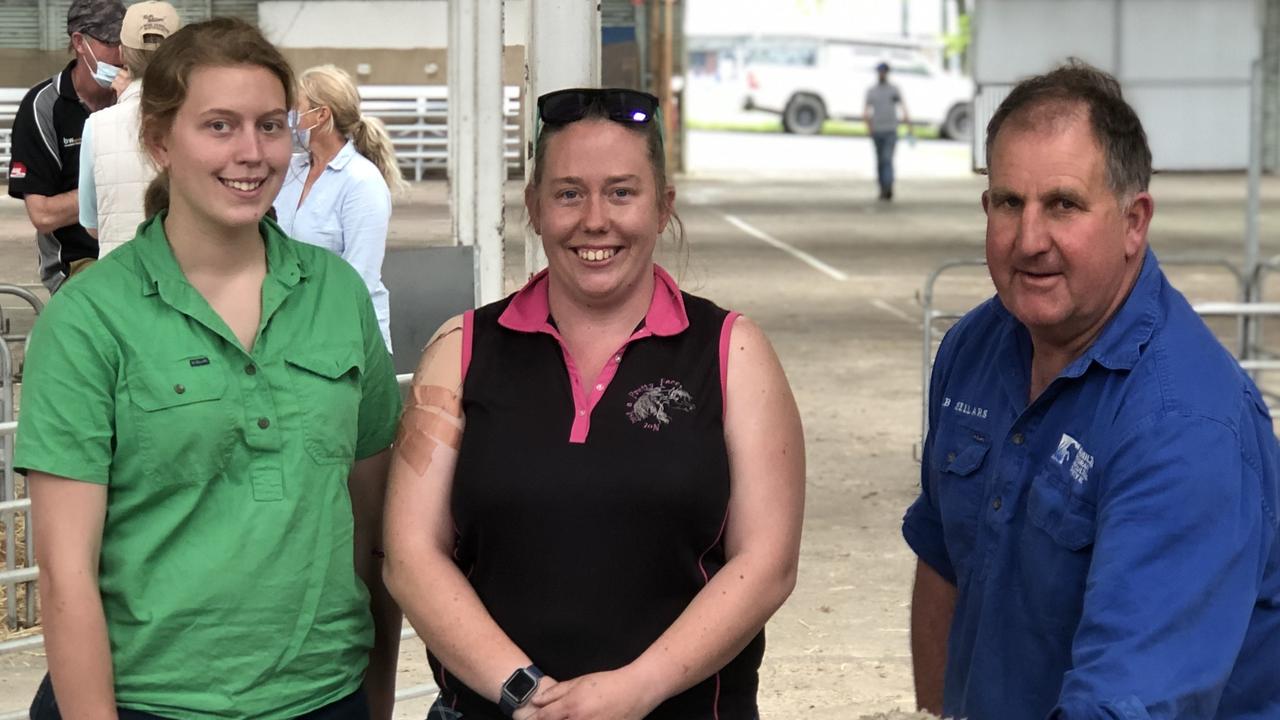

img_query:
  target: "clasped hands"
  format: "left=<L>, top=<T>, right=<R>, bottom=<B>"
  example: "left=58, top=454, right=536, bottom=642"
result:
left=512, top=666, right=663, bottom=720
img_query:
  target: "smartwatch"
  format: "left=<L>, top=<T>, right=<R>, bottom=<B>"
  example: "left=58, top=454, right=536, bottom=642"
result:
left=498, top=665, right=544, bottom=718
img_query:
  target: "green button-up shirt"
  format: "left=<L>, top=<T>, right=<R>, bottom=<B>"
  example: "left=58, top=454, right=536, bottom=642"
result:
left=15, top=214, right=402, bottom=718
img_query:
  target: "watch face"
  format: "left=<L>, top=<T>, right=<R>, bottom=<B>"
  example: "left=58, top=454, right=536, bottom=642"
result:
left=506, top=669, right=538, bottom=702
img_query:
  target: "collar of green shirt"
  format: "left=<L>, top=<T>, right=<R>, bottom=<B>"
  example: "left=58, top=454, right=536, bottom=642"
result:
left=131, top=212, right=312, bottom=353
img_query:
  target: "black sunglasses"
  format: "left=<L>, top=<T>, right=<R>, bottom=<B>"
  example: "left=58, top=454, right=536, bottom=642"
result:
left=536, top=88, right=660, bottom=126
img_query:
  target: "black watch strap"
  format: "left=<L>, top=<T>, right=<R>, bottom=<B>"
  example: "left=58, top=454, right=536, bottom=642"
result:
left=498, top=665, right=544, bottom=718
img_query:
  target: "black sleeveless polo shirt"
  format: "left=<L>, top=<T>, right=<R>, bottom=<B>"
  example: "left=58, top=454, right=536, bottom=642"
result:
left=430, top=266, right=765, bottom=719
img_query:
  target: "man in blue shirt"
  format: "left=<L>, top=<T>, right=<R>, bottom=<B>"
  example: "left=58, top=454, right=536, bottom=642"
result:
left=903, top=61, right=1280, bottom=719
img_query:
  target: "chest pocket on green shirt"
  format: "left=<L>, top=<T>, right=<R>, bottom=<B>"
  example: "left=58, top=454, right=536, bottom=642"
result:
left=128, top=364, right=234, bottom=485
left=285, top=346, right=363, bottom=465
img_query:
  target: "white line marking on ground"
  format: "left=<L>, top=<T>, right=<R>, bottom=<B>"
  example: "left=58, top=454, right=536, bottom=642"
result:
left=720, top=213, right=849, bottom=282
left=871, top=299, right=917, bottom=324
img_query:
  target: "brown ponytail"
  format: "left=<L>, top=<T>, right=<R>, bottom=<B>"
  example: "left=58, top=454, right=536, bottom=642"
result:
left=143, top=170, right=170, bottom=218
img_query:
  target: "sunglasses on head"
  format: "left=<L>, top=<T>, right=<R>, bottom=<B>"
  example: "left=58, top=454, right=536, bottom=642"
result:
left=536, top=88, right=660, bottom=126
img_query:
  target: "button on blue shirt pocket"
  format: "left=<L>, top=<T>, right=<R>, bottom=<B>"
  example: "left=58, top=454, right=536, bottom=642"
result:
left=931, top=423, right=992, bottom=582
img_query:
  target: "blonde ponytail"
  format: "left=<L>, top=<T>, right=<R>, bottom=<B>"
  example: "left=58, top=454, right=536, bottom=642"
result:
left=352, top=116, right=409, bottom=196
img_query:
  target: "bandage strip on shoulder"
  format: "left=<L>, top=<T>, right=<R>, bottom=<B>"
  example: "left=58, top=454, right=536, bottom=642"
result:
left=396, top=384, right=463, bottom=475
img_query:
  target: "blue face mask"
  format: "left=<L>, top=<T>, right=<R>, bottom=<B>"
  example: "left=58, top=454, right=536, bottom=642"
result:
left=83, top=42, right=120, bottom=88
left=288, top=107, right=323, bottom=153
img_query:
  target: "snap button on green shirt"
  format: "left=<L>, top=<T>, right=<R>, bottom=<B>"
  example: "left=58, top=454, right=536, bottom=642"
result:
left=15, top=214, right=402, bottom=719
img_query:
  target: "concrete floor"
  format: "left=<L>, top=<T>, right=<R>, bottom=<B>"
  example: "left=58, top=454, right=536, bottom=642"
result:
left=1, top=139, right=1279, bottom=717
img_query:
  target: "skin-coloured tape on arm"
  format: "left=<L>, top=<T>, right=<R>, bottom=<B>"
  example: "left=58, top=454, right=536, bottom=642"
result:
left=395, top=385, right=463, bottom=476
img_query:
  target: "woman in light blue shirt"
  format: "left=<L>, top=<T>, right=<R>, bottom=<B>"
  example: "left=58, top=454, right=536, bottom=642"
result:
left=274, top=64, right=407, bottom=351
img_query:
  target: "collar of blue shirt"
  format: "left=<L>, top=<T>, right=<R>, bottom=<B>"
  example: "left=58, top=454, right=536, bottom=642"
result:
left=992, top=246, right=1160, bottom=378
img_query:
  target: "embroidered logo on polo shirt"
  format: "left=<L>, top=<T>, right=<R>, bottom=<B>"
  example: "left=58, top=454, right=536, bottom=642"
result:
left=626, top=379, right=695, bottom=432
left=1052, top=433, right=1094, bottom=484
left=62, top=136, right=81, bottom=148
left=8, top=162, right=26, bottom=180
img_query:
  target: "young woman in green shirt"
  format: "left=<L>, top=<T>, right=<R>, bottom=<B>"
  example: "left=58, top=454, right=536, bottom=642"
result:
left=16, top=18, right=402, bottom=720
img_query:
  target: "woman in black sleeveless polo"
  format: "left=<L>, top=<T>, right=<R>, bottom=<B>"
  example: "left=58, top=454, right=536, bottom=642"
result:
left=383, top=88, right=805, bottom=720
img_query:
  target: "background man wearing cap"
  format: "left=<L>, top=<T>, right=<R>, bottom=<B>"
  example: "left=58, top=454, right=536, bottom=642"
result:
left=6, top=0, right=126, bottom=293
left=79, top=0, right=180, bottom=257
left=862, top=62, right=911, bottom=202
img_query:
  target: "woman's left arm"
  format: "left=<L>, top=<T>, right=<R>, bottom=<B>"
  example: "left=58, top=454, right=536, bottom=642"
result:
left=532, top=315, right=805, bottom=720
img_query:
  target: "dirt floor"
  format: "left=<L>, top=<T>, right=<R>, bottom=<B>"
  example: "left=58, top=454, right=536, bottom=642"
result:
left=1, top=157, right=1277, bottom=718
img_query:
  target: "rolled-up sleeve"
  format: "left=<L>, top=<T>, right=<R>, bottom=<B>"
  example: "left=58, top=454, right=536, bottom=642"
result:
left=1052, top=412, right=1267, bottom=719
left=353, top=284, right=401, bottom=460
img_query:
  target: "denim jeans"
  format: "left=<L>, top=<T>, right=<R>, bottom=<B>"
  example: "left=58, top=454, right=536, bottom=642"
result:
left=871, top=130, right=898, bottom=194
left=29, top=674, right=369, bottom=720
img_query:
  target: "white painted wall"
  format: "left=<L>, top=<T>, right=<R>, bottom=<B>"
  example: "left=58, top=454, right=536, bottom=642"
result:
left=259, top=0, right=529, bottom=48
left=972, top=0, right=1263, bottom=170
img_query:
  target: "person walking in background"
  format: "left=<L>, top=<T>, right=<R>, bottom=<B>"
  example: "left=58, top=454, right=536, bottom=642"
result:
left=863, top=61, right=911, bottom=202
left=274, top=64, right=406, bottom=352
left=17, top=18, right=402, bottom=719
left=382, top=87, right=805, bottom=720
left=904, top=61, right=1280, bottom=718
left=7, top=0, right=125, bottom=292
left=79, top=0, right=180, bottom=257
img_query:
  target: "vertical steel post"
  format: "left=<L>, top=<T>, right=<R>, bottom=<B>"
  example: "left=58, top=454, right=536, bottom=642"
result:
left=449, top=0, right=507, bottom=305
left=523, top=0, right=602, bottom=281
left=1, top=339, right=13, bottom=630
left=1245, top=58, right=1265, bottom=364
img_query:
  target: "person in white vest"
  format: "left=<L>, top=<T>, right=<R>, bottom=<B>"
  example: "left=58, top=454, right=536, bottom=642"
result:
left=78, top=1, right=179, bottom=257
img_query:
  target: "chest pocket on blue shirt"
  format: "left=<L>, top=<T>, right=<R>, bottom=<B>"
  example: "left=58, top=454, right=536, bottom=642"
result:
left=1022, top=460, right=1098, bottom=629
left=285, top=346, right=362, bottom=464
left=1027, top=461, right=1097, bottom=551
left=930, top=421, right=991, bottom=579
left=128, top=363, right=235, bottom=485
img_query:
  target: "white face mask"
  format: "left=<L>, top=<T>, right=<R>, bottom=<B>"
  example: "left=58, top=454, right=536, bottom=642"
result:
left=83, top=41, right=121, bottom=88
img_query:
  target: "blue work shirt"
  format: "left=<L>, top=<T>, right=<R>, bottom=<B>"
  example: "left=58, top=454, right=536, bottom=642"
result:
left=904, top=249, right=1280, bottom=719
left=274, top=140, right=393, bottom=351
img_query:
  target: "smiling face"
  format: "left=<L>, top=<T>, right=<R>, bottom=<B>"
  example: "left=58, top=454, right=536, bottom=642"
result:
left=149, top=64, right=292, bottom=236
left=983, top=105, right=1151, bottom=351
left=527, top=119, right=674, bottom=308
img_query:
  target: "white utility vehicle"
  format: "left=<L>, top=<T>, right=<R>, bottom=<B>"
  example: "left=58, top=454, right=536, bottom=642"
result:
left=742, top=37, right=974, bottom=139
